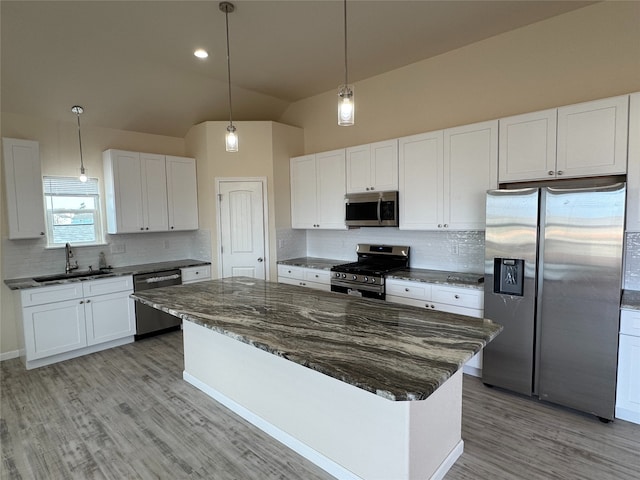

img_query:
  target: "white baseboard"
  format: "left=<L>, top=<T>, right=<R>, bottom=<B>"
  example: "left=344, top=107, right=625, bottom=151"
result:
left=184, top=371, right=362, bottom=480
left=615, top=406, right=640, bottom=425
left=431, top=440, right=464, bottom=480
left=0, top=349, right=22, bottom=362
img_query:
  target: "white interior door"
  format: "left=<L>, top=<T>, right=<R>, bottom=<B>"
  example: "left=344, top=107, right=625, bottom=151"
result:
left=218, top=181, right=266, bottom=279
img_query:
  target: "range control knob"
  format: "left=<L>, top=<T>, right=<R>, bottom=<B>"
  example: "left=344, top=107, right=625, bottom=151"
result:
left=371, top=278, right=376, bottom=283
left=363, top=276, right=368, bottom=282
left=352, top=275, right=358, bottom=281
left=341, top=273, right=347, bottom=279
left=334, top=272, right=340, bottom=278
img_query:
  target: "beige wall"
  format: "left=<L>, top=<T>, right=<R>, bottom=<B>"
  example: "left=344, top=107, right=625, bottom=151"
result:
left=279, top=1, right=640, bottom=153
left=185, top=121, right=303, bottom=281
left=1, top=112, right=186, bottom=356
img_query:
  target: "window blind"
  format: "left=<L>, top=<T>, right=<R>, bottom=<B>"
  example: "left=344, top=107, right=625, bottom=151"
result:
left=43, top=176, right=99, bottom=195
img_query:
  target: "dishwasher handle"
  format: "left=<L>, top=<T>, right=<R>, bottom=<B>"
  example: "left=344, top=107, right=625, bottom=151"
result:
left=144, top=273, right=181, bottom=284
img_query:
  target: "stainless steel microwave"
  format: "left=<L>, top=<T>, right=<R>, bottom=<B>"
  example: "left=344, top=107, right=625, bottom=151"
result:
left=345, top=191, right=399, bottom=227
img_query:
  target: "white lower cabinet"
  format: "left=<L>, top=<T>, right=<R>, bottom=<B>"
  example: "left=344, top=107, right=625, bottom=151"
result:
left=386, top=278, right=484, bottom=376
left=19, top=276, right=135, bottom=369
left=277, top=265, right=331, bottom=292
left=616, top=309, right=640, bottom=424
left=181, top=265, right=212, bottom=284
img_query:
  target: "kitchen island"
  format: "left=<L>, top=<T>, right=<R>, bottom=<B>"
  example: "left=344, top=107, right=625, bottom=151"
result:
left=131, top=277, right=501, bottom=480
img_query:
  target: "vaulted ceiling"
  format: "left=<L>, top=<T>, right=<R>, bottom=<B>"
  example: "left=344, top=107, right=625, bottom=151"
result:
left=1, top=0, right=594, bottom=137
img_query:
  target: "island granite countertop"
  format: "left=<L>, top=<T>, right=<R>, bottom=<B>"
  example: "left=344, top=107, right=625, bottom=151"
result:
left=4, top=259, right=211, bottom=290
left=131, top=277, right=502, bottom=402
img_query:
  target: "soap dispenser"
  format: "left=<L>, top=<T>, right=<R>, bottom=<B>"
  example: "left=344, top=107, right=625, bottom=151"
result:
left=98, top=251, right=107, bottom=270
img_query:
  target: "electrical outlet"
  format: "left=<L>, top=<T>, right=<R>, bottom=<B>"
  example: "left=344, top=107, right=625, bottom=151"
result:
left=278, top=239, right=285, bottom=249
left=110, top=243, right=126, bottom=254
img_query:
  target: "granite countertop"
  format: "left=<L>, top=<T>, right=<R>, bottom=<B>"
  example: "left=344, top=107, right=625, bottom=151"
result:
left=131, top=277, right=502, bottom=402
left=277, top=257, right=346, bottom=270
left=387, top=268, right=484, bottom=290
left=4, top=259, right=211, bottom=290
left=621, top=290, right=640, bottom=310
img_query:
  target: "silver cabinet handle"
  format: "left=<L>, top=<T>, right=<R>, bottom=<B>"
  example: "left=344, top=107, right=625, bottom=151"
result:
left=557, top=170, right=564, bottom=175
left=257, top=257, right=263, bottom=262
left=40, top=232, right=45, bottom=236
left=405, top=288, right=410, bottom=292
left=444, top=224, right=448, bottom=228
left=548, top=170, right=554, bottom=175
left=365, top=187, right=370, bottom=191
left=79, top=300, right=84, bottom=304
left=377, top=197, right=382, bottom=224
left=438, top=224, right=443, bottom=228
left=454, top=294, right=460, bottom=299
left=86, top=299, right=91, bottom=303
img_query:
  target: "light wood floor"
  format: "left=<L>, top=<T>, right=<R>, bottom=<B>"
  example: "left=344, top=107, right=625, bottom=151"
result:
left=1, top=330, right=638, bottom=480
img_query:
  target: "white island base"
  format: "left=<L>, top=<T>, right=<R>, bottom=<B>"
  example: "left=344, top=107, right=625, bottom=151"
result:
left=183, top=320, right=464, bottom=480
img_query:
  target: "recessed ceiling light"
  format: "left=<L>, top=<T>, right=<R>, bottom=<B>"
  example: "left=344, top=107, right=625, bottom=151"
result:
left=194, top=49, right=208, bottom=59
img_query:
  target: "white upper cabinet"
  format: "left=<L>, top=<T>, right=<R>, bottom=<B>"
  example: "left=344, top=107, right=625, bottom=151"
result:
left=499, top=95, right=629, bottom=183
left=166, top=155, right=199, bottom=231
left=557, top=95, right=628, bottom=178
left=2, top=138, right=46, bottom=239
left=627, top=92, right=640, bottom=232
left=399, top=131, right=443, bottom=230
left=346, top=139, right=398, bottom=193
left=291, top=149, right=346, bottom=230
left=399, top=121, right=497, bottom=230
left=140, top=153, right=169, bottom=232
left=444, top=120, right=498, bottom=230
left=499, top=109, right=557, bottom=182
left=103, top=149, right=198, bottom=234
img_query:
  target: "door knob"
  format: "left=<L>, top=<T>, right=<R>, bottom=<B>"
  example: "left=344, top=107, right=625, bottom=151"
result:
left=257, top=257, right=263, bottom=262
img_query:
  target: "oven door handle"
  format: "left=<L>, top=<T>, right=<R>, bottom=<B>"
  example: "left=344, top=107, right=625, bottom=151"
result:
left=377, top=198, right=382, bottom=224
left=331, top=279, right=383, bottom=293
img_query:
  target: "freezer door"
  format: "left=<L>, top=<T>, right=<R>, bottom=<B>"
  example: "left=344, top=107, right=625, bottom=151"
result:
left=483, top=188, right=539, bottom=395
left=537, top=184, right=625, bottom=420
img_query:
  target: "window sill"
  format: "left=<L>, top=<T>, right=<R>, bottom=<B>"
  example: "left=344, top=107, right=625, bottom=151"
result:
left=45, top=242, right=109, bottom=250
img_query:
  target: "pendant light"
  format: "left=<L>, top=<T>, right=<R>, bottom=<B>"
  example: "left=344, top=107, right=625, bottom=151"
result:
left=220, top=1, right=238, bottom=152
left=71, top=106, right=88, bottom=182
left=337, top=0, right=354, bottom=126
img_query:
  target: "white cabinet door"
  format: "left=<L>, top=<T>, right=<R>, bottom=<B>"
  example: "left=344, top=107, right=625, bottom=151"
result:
left=626, top=92, right=640, bottom=232
left=85, top=291, right=135, bottom=346
left=315, top=149, right=346, bottom=229
left=345, top=144, right=372, bottom=193
left=399, top=131, right=443, bottom=230
left=104, top=149, right=145, bottom=233
left=370, top=139, right=398, bottom=192
left=616, top=333, right=640, bottom=424
left=166, top=155, right=199, bottom=231
left=444, top=120, right=498, bottom=230
left=499, top=109, right=557, bottom=182
left=23, top=299, right=87, bottom=360
left=2, top=138, right=46, bottom=239
left=346, top=140, right=398, bottom=193
left=557, top=95, right=629, bottom=178
left=140, top=153, right=168, bottom=232
left=290, top=154, right=318, bottom=229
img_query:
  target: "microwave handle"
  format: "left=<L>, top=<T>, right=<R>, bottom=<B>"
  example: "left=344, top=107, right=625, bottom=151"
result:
left=377, top=198, right=382, bottom=224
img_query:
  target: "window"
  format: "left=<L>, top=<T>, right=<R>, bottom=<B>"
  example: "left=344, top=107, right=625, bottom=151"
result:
left=43, top=176, right=104, bottom=246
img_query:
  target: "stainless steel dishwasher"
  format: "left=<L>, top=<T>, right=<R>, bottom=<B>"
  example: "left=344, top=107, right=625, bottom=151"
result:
left=133, top=269, right=182, bottom=339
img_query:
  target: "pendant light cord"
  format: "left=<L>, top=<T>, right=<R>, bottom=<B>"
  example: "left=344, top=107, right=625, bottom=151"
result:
left=343, top=0, right=348, bottom=86
left=76, top=112, right=84, bottom=170
left=224, top=6, right=233, bottom=128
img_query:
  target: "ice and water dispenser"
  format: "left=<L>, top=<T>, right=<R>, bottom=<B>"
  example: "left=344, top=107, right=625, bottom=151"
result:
left=493, top=258, right=524, bottom=296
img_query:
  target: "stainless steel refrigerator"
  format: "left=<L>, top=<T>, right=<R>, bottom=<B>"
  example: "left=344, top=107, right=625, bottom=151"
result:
left=483, top=183, right=626, bottom=420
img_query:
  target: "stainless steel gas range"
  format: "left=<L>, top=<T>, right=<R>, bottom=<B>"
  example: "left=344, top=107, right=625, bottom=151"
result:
left=330, top=244, right=410, bottom=300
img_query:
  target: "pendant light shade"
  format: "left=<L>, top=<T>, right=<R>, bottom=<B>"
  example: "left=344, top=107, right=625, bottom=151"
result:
left=337, top=0, right=354, bottom=126
left=71, top=106, right=88, bottom=182
left=220, top=1, right=238, bottom=152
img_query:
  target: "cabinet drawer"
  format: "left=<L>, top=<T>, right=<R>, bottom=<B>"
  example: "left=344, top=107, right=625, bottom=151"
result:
left=278, top=265, right=305, bottom=281
left=82, top=276, right=133, bottom=297
left=386, top=280, right=431, bottom=301
left=304, top=269, right=330, bottom=285
left=181, top=265, right=212, bottom=283
left=620, top=309, right=640, bottom=336
left=432, top=286, right=483, bottom=310
left=21, top=283, right=83, bottom=307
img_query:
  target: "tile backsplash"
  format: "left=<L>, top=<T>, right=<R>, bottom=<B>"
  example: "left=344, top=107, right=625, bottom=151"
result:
left=2, top=230, right=211, bottom=279
left=624, top=232, right=640, bottom=291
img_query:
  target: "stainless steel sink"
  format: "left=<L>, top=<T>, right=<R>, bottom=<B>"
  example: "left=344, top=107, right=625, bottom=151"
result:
left=33, top=270, right=112, bottom=283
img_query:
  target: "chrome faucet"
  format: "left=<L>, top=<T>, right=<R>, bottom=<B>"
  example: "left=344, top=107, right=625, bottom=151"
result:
left=65, top=243, right=79, bottom=274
